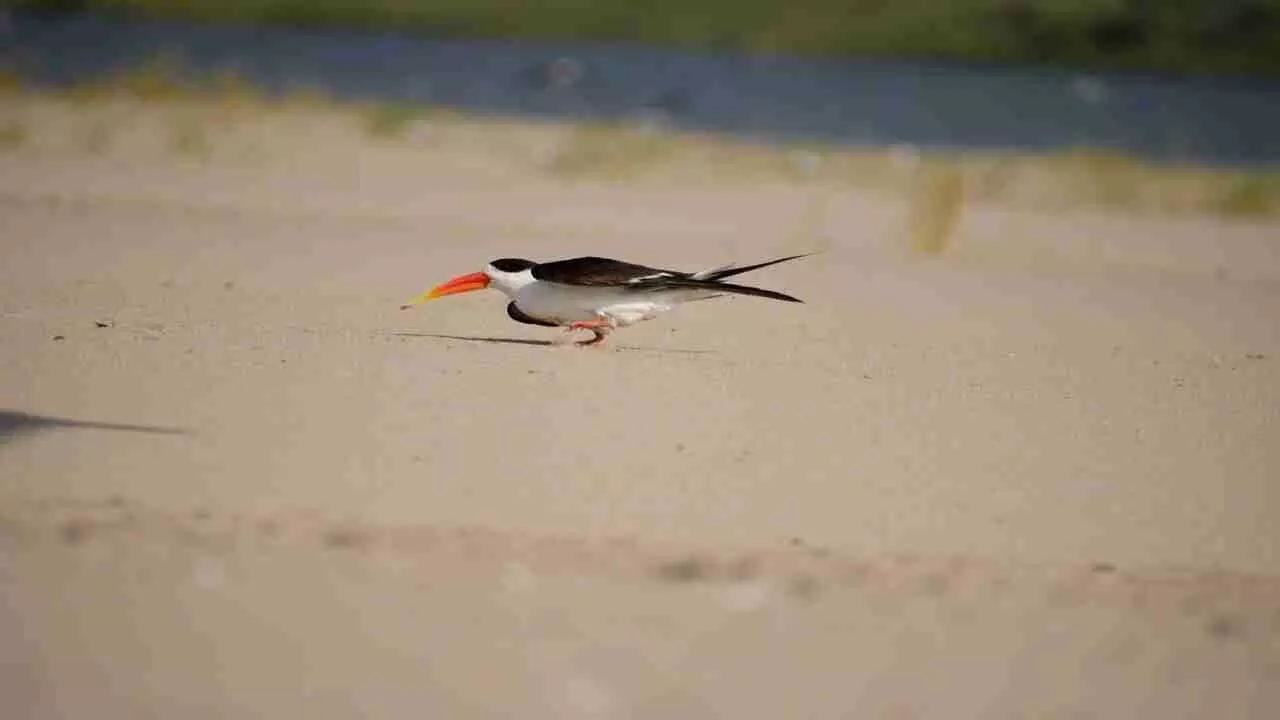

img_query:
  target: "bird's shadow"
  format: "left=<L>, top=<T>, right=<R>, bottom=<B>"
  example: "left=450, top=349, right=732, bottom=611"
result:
left=0, top=410, right=191, bottom=445
left=395, top=332, right=554, bottom=347
left=390, top=332, right=711, bottom=355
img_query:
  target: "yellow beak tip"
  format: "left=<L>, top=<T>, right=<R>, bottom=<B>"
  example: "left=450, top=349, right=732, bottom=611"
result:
left=400, top=293, right=438, bottom=309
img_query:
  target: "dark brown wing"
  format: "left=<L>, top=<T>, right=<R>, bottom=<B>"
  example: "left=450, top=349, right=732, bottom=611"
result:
left=530, top=256, right=684, bottom=286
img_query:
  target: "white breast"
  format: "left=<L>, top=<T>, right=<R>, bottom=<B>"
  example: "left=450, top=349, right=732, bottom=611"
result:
left=515, top=282, right=713, bottom=327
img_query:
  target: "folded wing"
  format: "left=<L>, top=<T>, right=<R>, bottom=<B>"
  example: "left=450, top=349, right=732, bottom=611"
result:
left=530, top=257, right=677, bottom=286
left=528, top=254, right=807, bottom=303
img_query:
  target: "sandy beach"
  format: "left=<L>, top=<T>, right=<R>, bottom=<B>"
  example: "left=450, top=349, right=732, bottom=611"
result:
left=1, top=92, right=1278, bottom=718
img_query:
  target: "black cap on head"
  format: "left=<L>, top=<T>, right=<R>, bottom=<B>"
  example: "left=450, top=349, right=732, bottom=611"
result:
left=490, top=258, right=537, bottom=273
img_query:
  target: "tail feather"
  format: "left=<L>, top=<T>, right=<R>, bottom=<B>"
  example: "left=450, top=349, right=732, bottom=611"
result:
left=699, top=253, right=812, bottom=281
left=689, top=263, right=734, bottom=280
left=644, top=277, right=803, bottom=303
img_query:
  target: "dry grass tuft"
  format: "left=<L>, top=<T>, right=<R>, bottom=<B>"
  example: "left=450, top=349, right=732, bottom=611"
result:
left=906, top=161, right=967, bottom=255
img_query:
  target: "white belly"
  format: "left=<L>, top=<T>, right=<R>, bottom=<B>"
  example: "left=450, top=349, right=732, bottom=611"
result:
left=514, top=283, right=715, bottom=327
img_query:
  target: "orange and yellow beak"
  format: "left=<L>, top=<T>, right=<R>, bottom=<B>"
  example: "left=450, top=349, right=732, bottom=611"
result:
left=400, top=271, right=491, bottom=309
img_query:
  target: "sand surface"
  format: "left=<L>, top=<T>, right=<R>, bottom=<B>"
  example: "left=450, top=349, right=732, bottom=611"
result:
left=1, top=94, right=1279, bottom=718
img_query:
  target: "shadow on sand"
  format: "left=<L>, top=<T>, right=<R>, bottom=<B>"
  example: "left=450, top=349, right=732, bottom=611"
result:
left=391, top=331, right=711, bottom=355
left=393, top=332, right=554, bottom=347
left=0, top=410, right=191, bottom=444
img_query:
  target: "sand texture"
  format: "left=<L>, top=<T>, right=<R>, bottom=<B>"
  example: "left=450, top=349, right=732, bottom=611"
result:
left=1, top=95, right=1279, bottom=718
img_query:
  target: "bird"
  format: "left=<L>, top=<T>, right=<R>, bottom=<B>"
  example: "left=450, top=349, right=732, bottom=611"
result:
left=401, top=253, right=809, bottom=346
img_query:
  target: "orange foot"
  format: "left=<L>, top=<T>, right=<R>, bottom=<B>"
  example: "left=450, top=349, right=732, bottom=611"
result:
left=564, top=319, right=613, bottom=347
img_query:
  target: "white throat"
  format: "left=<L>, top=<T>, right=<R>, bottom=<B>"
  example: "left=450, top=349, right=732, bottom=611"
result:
left=484, top=266, right=538, bottom=298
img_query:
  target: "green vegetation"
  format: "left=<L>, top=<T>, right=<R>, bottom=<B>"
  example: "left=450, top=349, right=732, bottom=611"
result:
left=1218, top=174, right=1280, bottom=217
left=7, top=0, right=1280, bottom=78
left=63, top=51, right=191, bottom=103
left=362, top=102, right=425, bottom=140
left=0, top=67, right=22, bottom=94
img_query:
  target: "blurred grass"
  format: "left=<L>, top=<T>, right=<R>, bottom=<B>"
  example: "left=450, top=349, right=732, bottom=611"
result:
left=363, top=101, right=425, bottom=139
left=0, top=67, right=23, bottom=94
left=169, top=114, right=212, bottom=159
left=64, top=51, right=192, bottom=103
left=0, top=120, right=28, bottom=149
left=907, top=162, right=967, bottom=254
left=78, top=118, right=115, bottom=154
left=544, top=123, right=676, bottom=180
left=1218, top=174, right=1280, bottom=216
left=8, top=0, right=1280, bottom=77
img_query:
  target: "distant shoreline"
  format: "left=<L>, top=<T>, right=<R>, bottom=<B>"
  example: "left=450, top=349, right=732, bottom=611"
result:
left=2, top=85, right=1277, bottom=221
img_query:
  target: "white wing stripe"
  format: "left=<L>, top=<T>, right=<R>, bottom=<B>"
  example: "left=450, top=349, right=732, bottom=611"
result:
left=626, top=272, right=677, bottom=284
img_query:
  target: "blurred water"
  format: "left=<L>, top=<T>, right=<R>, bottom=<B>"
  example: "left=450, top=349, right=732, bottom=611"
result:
left=4, top=9, right=1279, bottom=166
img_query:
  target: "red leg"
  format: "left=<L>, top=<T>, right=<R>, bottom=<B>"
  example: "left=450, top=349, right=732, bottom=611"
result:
left=563, top=319, right=612, bottom=347
left=568, top=319, right=613, bottom=331
left=576, top=330, right=608, bottom=346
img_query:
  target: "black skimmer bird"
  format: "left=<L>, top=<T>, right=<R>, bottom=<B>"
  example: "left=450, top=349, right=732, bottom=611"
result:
left=402, top=254, right=809, bottom=346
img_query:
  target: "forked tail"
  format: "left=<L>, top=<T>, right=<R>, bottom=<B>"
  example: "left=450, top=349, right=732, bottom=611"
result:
left=634, top=253, right=808, bottom=302
left=672, top=253, right=810, bottom=302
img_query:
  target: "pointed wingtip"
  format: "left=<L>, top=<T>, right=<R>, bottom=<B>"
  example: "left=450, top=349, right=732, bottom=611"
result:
left=703, top=252, right=816, bottom=282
